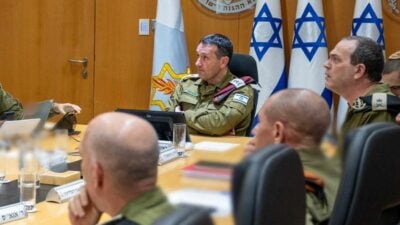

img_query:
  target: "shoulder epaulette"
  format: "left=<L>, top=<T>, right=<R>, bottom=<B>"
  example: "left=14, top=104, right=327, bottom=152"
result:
left=181, top=74, right=200, bottom=81
left=352, top=94, right=400, bottom=114
left=213, top=76, right=254, bottom=104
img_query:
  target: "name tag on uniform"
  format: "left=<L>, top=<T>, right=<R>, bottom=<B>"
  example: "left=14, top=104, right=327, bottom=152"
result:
left=0, top=203, right=27, bottom=224
left=232, top=93, right=249, bottom=105
left=229, top=78, right=245, bottom=88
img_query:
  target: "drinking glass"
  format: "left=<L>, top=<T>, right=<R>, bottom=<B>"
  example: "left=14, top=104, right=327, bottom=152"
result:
left=19, top=168, right=37, bottom=212
left=54, top=129, right=69, bottom=152
left=0, top=146, right=8, bottom=183
left=173, top=123, right=187, bottom=157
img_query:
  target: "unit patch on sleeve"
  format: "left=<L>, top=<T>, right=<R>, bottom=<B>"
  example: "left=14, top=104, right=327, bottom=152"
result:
left=232, top=93, right=249, bottom=105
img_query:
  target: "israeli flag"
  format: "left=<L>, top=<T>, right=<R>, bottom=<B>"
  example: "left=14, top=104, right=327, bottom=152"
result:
left=336, top=0, right=385, bottom=132
left=150, top=0, right=189, bottom=111
left=249, top=0, right=287, bottom=127
left=288, top=0, right=332, bottom=108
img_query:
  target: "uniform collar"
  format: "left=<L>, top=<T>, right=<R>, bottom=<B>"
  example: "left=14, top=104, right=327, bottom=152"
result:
left=119, top=187, right=167, bottom=221
left=201, top=70, right=235, bottom=89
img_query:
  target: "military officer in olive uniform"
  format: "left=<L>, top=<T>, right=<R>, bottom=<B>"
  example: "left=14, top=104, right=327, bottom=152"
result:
left=69, top=113, right=173, bottom=225
left=0, top=83, right=81, bottom=120
left=0, top=84, right=24, bottom=119
left=167, top=34, right=254, bottom=136
left=324, top=36, right=397, bottom=139
left=245, top=89, right=341, bottom=225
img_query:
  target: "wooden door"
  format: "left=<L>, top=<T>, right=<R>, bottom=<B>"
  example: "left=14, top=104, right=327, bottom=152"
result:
left=0, top=0, right=94, bottom=123
left=94, top=0, right=157, bottom=116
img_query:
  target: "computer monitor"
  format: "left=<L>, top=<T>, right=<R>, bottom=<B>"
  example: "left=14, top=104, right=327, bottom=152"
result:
left=115, top=108, right=191, bottom=142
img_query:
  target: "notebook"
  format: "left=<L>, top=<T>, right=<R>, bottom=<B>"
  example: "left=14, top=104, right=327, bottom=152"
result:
left=0, top=118, right=41, bottom=138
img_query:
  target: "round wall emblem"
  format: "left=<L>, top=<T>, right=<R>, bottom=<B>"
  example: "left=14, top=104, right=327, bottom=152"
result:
left=196, top=0, right=256, bottom=14
left=383, top=0, right=400, bottom=22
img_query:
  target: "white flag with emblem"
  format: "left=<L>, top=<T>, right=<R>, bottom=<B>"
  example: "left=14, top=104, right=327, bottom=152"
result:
left=249, top=0, right=287, bottom=128
left=150, top=0, right=189, bottom=111
left=336, top=0, right=385, bottom=132
left=288, top=0, right=332, bottom=109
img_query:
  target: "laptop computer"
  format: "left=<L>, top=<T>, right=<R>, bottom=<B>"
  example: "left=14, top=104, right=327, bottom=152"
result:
left=0, top=118, right=41, bottom=138
left=116, top=108, right=192, bottom=164
left=23, top=100, right=53, bottom=133
left=115, top=108, right=191, bottom=143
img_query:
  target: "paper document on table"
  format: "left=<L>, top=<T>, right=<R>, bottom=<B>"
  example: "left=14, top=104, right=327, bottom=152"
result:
left=168, top=188, right=231, bottom=216
left=194, top=141, right=238, bottom=152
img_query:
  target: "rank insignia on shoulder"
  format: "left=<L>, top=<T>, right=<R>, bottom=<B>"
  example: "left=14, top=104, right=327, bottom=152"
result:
left=352, top=98, right=366, bottom=111
left=229, top=78, right=246, bottom=88
left=371, top=93, right=387, bottom=111
left=182, top=74, right=199, bottom=81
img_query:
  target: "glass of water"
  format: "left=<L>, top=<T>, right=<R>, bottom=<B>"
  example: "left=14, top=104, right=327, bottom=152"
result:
left=0, top=140, right=9, bottom=184
left=19, top=168, right=37, bottom=212
left=173, top=123, right=187, bottom=157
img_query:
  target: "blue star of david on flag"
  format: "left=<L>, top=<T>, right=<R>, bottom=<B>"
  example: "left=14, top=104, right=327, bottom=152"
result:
left=250, top=3, right=283, bottom=61
left=352, top=3, right=385, bottom=48
left=292, top=3, right=327, bottom=62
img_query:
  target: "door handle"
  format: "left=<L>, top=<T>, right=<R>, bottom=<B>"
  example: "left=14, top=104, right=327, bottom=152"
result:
left=68, top=57, right=88, bottom=79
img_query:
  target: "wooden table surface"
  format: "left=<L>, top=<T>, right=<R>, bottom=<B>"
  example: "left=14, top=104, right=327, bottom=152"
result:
left=2, top=125, right=249, bottom=225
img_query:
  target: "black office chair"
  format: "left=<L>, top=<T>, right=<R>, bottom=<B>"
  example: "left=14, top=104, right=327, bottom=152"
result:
left=228, top=53, right=259, bottom=136
left=329, top=122, right=400, bottom=225
left=232, top=144, right=306, bottom=225
left=153, top=204, right=214, bottom=225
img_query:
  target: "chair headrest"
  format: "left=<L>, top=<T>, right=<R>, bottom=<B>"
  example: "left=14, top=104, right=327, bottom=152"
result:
left=228, top=53, right=258, bottom=82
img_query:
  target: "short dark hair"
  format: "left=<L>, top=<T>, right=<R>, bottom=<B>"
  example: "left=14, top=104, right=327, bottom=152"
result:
left=383, top=51, right=400, bottom=75
left=343, top=36, right=384, bottom=82
left=200, top=33, right=233, bottom=60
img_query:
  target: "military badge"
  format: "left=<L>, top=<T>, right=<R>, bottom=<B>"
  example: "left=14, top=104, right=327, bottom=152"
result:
left=352, top=98, right=367, bottom=111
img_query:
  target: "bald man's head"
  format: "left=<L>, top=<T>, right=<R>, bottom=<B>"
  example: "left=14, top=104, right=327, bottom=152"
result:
left=81, top=112, right=159, bottom=189
left=252, top=89, right=330, bottom=150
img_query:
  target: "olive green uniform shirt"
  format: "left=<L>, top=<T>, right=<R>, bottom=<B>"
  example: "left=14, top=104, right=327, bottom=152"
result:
left=298, top=148, right=341, bottom=225
left=0, top=84, right=23, bottom=119
left=167, top=71, right=254, bottom=136
left=117, top=187, right=173, bottom=225
left=341, top=83, right=397, bottom=139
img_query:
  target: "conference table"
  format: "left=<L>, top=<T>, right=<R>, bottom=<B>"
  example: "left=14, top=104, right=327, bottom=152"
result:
left=2, top=124, right=249, bottom=225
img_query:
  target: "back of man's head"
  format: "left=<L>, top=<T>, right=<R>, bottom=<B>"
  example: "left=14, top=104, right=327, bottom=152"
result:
left=264, top=88, right=330, bottom=147
left=343, top=36, right=384, bottom=82
left=83, top=112, right=159, bottom=192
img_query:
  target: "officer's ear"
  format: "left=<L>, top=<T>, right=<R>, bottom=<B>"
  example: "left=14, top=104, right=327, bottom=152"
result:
left=220, top=55, right=229, bottom=68
left=93, top=161, right=105, bottom=189
left=273, top=121, right=285, bottom=144
left=354, top=63, right=366, bottom=79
